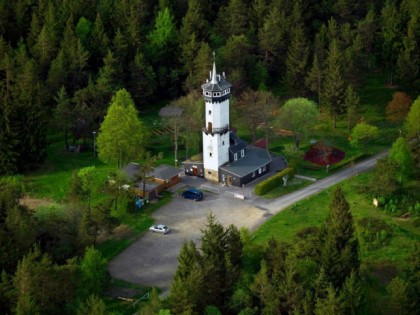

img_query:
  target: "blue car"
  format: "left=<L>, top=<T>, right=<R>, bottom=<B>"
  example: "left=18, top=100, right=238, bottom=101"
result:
left=182, top=188, right=203, bottom=201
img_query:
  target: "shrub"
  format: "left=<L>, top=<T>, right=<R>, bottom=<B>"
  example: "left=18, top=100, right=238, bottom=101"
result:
left=254, top=167, right=295, bottom=196
left=358, top=217, right=393, bottom=249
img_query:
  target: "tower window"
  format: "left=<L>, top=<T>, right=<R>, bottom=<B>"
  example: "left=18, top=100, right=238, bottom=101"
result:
left=209, top=152, right=212, bottom=157
left=222, top=141, right=225, bottom=145
left=209, top=110, right=211, bottom=115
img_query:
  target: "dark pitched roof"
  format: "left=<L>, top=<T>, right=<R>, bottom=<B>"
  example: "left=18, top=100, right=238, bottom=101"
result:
left=229, top=132, right=247, bottom=154
left=270, top=155, right=288, bottom=172
left=159, top=106, right=184, bottom=117
left=124, top=162, right=140, bottom=180
left=133, top=181, right=159, bottom=192
left=201, top=61, right=232, bottom=92
left=201, top=77, right=232, bottom=92
left=124, top=163, right=182, bottom=182
left=220, top=146, right=272, bottom=177
left=151, top=164, right=183, bottom=181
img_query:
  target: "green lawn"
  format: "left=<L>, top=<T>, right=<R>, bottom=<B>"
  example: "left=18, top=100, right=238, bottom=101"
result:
left=260, top=177, right=313, bottom=199
left=26, top=141, right=113, bottom=201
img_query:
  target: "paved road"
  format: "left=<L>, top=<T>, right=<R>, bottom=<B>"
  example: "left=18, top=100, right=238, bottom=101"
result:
left=250, top=150, right=388, bottom=229
left=108, top=150, right=387, bottom=295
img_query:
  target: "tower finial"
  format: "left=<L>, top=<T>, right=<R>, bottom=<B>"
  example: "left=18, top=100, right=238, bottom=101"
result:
left=211, top=51, right=217, bottom=84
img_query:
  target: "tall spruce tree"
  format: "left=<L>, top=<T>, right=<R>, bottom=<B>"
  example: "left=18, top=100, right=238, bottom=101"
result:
left=200, top=213, right=227, bottom=310
left=397, top=21, right=419, bottom=89
left=314, top=285, right=344, bottom=315
left=258, top=7, right=289, bottom=70
left=345, top=85, right=359, bottom=132
left=317, top=187, right=359, bottom=288
left=306, top=53, right=323, bottom=106
left=322, top=40, right=346, bottom=128
left=170, top=240, right=203, bottom=314
left=381, top=0, right=402, bottom=85
left=285, top=25, right=309, bottom=96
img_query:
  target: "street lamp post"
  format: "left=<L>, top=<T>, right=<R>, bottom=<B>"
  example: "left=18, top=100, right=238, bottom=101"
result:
left=92, top=131, right=97, bottom=157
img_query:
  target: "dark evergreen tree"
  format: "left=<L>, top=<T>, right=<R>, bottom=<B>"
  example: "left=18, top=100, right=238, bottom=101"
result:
left=258, top=6, right=289, bottom=71
left=90, top=13, right=110, bottom=68
left=405, top=243, right=420, bottom=314
left=386, top=277, right=410, bottom=315
left=0, top=270, right=14, bottom=314
left=170, top=240, right=203, bottom=314
left=357, top=6, right=377, bottom=69
left=128, top=50, right=157, bottom=104
left=380, top=0, right=402, bottom=85
left=47, top=49, right=68, bottom=94
left=397, top=21, right=419, bottom=90
left=317, top=187, right=359, bottom=288
left=12, top=50, right=47, bottom=171
left=184, top=41, right=212, bottom=92
left=305, top=53, right=323, bottom=106
left=221, top=34, right=252, bottom=94
left=217, top=0, right=249, bottom=39
left=285, top=25, right=309, bottom=96
left=54, top=86, right=72, bottom=150
left=111, top=28, right=128, bottom=83
left=250, top=259, right=281, bottom=315
left=322, top=39, right=346, bottom=128
left=200, top=213, right=227, bottom=310
left=341, top=271, right=366, bottom=315
left=314, top=285, right=344, bottom=315
left=345, top=85, right=359, bottom=132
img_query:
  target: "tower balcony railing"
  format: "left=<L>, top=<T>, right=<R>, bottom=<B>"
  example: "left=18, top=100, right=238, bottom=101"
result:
left=202, top=124, right=229, bottom=135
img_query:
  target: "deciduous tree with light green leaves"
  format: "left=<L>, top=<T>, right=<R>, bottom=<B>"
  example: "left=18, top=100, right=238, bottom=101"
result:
left=389, top=137, right=414, bottom=183
left=349, top=121, right=379, bottom=153
left=404, top=96, right=420, bottom=140
left=275, top=98, right=319, bottom=149
left=97, top=89, right=148, bottom=169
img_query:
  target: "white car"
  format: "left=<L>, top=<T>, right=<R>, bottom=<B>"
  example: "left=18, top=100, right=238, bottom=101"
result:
left=149, top=224, right=170, bottom=234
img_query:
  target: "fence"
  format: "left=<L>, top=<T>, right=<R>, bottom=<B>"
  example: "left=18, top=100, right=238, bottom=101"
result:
left=200, top=184, right=220, bottom=194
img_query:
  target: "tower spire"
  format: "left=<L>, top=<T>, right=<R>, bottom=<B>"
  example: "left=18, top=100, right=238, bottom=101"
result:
left=211, top=51, right=217, bottom=84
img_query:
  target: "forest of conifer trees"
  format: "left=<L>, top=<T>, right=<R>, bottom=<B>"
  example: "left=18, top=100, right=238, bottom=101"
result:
left=0, top=0, right=419, bottom=314
left=0, top=0, right=419, bottom=174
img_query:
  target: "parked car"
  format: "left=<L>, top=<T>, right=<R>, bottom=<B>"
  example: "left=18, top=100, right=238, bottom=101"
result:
left=149, top=224, right=170, bottom=234
left=181, top=188, right=204, bottom=201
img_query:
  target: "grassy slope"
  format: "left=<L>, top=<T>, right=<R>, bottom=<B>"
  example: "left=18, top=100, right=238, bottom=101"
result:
left=251, top=172, right=420, bottom=314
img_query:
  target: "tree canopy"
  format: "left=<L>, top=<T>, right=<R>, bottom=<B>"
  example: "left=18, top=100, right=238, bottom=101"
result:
left=276, top=98, right=319, bottom=149
left=96, top=89, right=148, bottom=169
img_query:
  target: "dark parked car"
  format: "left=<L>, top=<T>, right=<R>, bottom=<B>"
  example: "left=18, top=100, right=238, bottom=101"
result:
left=182, top=188, right=203, bottom=201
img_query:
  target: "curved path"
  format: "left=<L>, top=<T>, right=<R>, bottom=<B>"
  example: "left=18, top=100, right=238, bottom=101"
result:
left=251, top=150, right=388, bottom=228
left=109, top=150, right=387, bottom=295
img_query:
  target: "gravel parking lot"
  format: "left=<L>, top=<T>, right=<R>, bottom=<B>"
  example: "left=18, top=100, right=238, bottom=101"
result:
left=108, top=152, right=387, bottom=296
left=108, top=176, right=267, bottom=295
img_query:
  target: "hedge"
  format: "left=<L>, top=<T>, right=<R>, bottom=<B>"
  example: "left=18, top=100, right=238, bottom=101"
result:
left=254, top=167, right=295, bottom=196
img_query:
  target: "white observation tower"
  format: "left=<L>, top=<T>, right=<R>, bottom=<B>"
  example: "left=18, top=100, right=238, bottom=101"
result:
left=201, top=52, right=232, bottom=182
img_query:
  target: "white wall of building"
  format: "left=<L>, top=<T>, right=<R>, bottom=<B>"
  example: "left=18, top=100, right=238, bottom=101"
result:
left=203, top=97, right=230, bottom=174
